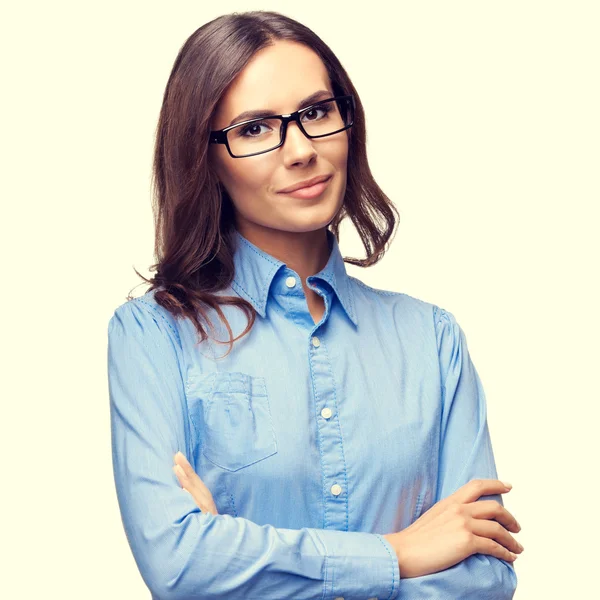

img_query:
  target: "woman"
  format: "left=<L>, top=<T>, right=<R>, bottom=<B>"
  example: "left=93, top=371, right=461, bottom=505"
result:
left=107, top=10, right=522, bottom=599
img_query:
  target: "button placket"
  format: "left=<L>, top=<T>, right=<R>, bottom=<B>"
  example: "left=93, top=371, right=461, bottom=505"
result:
left=308, top=329, right=347, bottom=528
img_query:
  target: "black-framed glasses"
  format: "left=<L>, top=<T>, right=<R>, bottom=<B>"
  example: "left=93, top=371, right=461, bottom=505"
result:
left=209, top=95, right=355, bottom=158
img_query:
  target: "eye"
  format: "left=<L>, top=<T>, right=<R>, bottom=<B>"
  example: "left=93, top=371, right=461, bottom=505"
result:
left=238, top=121, right=273, bottom=138
left=301, top=103, right=332, bottom=122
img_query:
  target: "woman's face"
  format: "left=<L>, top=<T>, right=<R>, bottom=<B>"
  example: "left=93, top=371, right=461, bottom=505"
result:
left=209, top=40, right=349, bottom=238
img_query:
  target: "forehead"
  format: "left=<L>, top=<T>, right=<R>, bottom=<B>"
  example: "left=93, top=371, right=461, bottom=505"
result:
left=213, top=40, right=332, bottom=127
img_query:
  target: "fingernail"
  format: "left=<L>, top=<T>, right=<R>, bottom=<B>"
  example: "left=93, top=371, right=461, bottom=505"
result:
left=511, top=552, right=519, bottom=560
left=503, top=481, right=513, bottom=490
left=175, top=465, right=186, bottom=478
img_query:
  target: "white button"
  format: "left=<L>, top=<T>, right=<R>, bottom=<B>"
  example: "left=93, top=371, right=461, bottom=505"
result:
left=321, top=407, right=332, bottom=419
left=334, top=597, right=344, bottom=600
left=285, top=276, right=297, bottom=288
left=311, top=336, right=320, bottom=347
left=367, top=597, right=379, bottom=600
left=331, top=484, right=342, bottom=496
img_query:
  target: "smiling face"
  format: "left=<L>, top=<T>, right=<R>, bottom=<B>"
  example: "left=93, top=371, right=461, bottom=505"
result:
left=209, top=40, right=349, bottom=240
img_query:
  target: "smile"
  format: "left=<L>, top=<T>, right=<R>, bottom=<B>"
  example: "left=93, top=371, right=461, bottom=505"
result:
left=278, top=176, right=332, bottom=199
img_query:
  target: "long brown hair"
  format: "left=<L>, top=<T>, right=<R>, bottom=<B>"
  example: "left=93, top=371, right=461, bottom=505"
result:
left=129, top=10, right=400, bottom=357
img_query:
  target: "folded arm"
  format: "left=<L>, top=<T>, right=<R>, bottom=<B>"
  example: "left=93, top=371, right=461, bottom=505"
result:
left=392, top=307, right=517, bottom=599
left=107, top=298, right=399, bottom=600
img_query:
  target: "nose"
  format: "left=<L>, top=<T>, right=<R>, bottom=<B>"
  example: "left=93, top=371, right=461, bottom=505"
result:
left=281, top=120, right=317, bottom=165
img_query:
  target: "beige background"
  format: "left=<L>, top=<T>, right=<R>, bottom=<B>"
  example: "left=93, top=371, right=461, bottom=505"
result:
left=3, top=1, right=598, bottom=598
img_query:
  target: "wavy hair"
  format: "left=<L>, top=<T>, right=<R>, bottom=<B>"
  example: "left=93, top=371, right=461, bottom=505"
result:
left=129, top=10, right=399, bottom=357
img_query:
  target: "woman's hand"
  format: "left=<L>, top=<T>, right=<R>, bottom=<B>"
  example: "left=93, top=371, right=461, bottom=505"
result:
left=173, top=451, right=219, bottom=515
left=383, top=479, right=523, bottom=579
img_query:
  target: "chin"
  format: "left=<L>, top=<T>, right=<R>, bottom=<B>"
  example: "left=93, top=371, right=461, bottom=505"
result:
left=281, top=205, right=342, bottom=233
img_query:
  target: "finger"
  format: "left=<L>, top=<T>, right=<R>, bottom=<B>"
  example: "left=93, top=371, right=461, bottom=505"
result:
left=452, top=479, right=513, bottom=504
left=174, top=463, right=188, bottom=483
left=173, top=464, right=203, bottom=493
left=410, top=479, right=513, bottom=532
left=472, top=534, right=520, bottom=563
left=173, top=462, right=214, bottom=497
left=173, top=465, right=215, bottom=505
left=467, top=499, right=521, bottom=533
left=175, top=469, right=213, bottom=506
left=175, top=457, right=216, bottom=500
left=470, top=517, right=524, bottom=555
left=189, top=496, right=216, bottom=515
left=181, top=485, right=219, bottom=516
left=174, top=451, right=194, bottom=476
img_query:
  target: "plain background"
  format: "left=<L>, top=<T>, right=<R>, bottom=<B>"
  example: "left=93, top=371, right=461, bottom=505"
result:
left=3, top=1, right=598, bottom=598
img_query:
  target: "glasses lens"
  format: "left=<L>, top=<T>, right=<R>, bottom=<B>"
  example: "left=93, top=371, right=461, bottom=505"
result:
left=227, top=117, right=283, bottom=157
left=301, top=97, right=352, bottom=138
left=226, top=97, right=353, bottom=157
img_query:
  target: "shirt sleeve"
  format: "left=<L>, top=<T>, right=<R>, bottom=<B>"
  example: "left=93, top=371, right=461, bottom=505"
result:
left=393, top=306, right=518, bottom=599
left=107, top=298, right=399, bottom=600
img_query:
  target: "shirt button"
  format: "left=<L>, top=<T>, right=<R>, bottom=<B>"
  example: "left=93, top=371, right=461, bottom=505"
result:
left=285, top=276, right=297, bottom=288
left=367, top=597, right=379, bottom=600
left=321, top=407, right=332, bottom=419
left=311, top=336, right=320, bottom=347
left=334, top=597, right=344, bottom=600
left=331, top=484, right=342, bottom=496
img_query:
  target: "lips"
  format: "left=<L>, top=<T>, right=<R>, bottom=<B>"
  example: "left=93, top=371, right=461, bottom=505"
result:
left=278, top=174, right=332, bottom=194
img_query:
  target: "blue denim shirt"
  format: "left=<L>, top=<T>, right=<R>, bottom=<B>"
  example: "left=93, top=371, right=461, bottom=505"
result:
left=107, top=228, right=517, bottom=599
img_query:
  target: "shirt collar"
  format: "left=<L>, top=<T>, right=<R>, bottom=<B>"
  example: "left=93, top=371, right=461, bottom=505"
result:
left=231, top=228, right=358, bottom=327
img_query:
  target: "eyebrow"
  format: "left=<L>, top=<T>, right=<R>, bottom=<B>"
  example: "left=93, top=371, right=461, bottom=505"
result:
left=226, top=90, right=333, bottom=128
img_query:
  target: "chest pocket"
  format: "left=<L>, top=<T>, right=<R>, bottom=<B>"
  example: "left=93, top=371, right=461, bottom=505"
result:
left=186, top=370, right=278, bottom=472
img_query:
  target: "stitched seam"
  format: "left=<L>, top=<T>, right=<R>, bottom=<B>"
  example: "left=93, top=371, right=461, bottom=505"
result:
left=231, top=278, right=260, bottom=306
left=346, top=276, right=357, bottom=323
left=280, top=286, right=311, bottom=335
left=431, top=304, right=443, bottom=500
left=232, top=264, right=282, bottom=313
left=349, top=276, right=405, bottom=298
left=309, top=340, right=328, bottom=530
left=321, top=555, right=328, bottom=600
left=237, top=235, right=282, bottom=307
left=323, top=341, right=349, bottom=533
left=375, top=534, right=397, bottom=600
left=135, top=297, right=182, bottom=346
left=433, top=304, right=443, bottom=504
left=319, top=271, right=357, bottom=326
left=260, top=263, right=283, bottom=301
left=412, top=492, right=424, bottom=522
left=229, top=494, right=238, bottom=518
left=239, top=234, right=279, bottom=267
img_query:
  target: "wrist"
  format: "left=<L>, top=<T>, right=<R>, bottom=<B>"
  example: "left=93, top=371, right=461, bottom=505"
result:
left=381, top=533, right=400, bottom=561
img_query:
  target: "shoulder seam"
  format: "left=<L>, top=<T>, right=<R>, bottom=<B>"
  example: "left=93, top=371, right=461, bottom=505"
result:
left=433, top=304, right=453, bottom=328
left=348, top=276, right=404, bottom=297
left=131, top=297, right=182, bottom=347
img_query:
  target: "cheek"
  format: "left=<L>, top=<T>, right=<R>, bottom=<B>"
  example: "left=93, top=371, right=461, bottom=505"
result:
left=330, top=136, right=349, bottom=168
left=221, top=160, right=275, bottom=202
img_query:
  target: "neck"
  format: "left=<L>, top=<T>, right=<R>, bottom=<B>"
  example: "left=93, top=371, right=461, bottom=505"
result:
left=236, top=222, right=330, bottom=283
